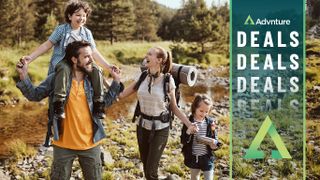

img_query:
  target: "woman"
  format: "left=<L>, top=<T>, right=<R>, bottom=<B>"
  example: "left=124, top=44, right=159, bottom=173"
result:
left=119, top=47, right=197, bottom=180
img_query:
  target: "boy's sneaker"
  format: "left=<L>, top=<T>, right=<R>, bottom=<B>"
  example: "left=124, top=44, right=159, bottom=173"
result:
left=94, top=101, right=105, bottom=119
left=53, top=101, right=65, bottom=119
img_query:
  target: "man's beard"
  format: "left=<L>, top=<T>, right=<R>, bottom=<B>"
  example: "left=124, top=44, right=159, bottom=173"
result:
left=77, top=60, right=92, bottom=73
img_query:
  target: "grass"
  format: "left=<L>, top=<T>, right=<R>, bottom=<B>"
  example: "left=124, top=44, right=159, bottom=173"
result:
left=233, top=159, right=254, bottom=178
left=165, top=164, right=184, bottom=177
left=4, top=138, right=36, bottom=160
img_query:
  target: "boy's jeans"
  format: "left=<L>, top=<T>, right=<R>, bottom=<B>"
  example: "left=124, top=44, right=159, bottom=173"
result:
left=53, top=60, right=104, bottom=103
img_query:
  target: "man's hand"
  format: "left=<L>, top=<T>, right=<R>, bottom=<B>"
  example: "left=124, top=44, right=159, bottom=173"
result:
left=16, top=58, right=28, bottom=80
left=109, top=65, right=121, bottom=83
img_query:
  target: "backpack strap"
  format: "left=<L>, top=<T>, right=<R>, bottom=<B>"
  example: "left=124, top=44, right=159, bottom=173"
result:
left=132, top=71, right=149, bottom=123
left=163, top=73, right=174, bottom=128
left=134, top=70, right=148, bottom=91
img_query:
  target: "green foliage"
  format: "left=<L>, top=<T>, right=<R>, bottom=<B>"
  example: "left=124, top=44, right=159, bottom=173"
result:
left=34, top=0, right=65, bottom=41
left=275, top=160, right=294, bottom=177
left=88, top=0, right=136, bottom=44
left=167, top=0, right=229, bottom=54
left=132, top=0, right=160, bottom=41
left=43, top=12, right=59, bottom=40
left=5, top=139, right=36, bottom=160
left=233, top=159, right=254, bottom=178
left=165, top=164, right=184, bottom=176
left=170, top=43, right=228, bottom=67
left=0, top=0, right=36, bottom=46
left=102, top=171, right=114, bottom=180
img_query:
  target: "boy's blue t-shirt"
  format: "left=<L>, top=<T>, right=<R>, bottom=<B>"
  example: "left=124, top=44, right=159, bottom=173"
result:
left=47, top=23, right=96, bottom=74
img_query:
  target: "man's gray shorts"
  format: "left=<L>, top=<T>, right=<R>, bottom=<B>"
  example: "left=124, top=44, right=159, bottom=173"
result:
left=50, top=145, right=102, bottom=180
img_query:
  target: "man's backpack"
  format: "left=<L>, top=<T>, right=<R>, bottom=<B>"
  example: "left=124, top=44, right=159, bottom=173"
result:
left=132, top=70, right=179, bottom=128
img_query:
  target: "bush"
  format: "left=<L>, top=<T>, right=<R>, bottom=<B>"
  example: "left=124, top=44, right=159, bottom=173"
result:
left=170, top=43, right=228, bottom=67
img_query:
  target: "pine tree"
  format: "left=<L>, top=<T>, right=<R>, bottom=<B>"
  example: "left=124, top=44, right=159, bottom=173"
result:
left=34, top=0, right=66, bottom=40
left=88, top=0, right=135, bottom=44
left=0, top=0, right=36, bottom=46
left=132, top=0, right=159, bottom=41
left=43, top=12, right=59, bottom=39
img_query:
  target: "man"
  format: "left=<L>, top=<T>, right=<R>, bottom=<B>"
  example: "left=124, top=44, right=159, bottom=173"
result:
left=16, top=41, right=122, bottom=180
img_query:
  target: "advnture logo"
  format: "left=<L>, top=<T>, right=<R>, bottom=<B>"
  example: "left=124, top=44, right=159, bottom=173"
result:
left=244, top=15, right=255, bottom=25
left=244, top=116, right=292, bottom=159
left=244, top=15, right=291, bottom=26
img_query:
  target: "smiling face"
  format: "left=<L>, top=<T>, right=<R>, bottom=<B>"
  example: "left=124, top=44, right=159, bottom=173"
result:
left=73, top=46, right=93, bottom=73
left=69, top=8, right=87, bottom=29
left=194, top=101, right=211, bottom=122
left=144, top=48, right=162, bottom=69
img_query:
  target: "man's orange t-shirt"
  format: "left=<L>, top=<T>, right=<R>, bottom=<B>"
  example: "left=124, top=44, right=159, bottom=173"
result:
left=53, top=80, right=99, bottom=150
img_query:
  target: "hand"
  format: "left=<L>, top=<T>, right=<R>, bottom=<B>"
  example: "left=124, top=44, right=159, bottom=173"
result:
left=211, top=122, right=216, bottom=131
left=20, top=56, right=33, bottom=64
left=186, top=123, right=198, bottom=134
left=16, top=58, right=28, bottom=80
left=209, top=140, right=218, bottom=150
left=110, top=65, right=121, bottom=83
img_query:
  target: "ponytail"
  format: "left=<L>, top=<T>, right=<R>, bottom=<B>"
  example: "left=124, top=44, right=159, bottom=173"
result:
left=154, top=46, right=172, bottom=74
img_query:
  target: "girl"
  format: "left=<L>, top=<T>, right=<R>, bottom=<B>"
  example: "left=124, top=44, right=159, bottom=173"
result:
left=119, top=46, right=197, bottom=180
left=181, top=94, right=219, bottom=180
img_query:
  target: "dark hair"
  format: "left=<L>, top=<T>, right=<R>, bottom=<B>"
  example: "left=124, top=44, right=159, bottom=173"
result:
left=154, top=47, right=172, bottom=74
left=64, top=0, right=92, bottom=23
left=64, top=40, right=91, bottom=64
left=191, top=94, right=213, bottom=115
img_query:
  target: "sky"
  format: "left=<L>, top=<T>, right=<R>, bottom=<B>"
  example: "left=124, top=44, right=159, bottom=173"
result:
left=154, top=0, right=229, bottom=9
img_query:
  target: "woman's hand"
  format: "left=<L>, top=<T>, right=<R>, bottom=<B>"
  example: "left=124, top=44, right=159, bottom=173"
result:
left=186, top=123, right=199, bottom=134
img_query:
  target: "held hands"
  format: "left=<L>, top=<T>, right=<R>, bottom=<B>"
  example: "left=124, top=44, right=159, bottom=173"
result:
left=20, top=56, right=33, bottom=64
left=186, top=123, right=199, bottom=135
left=109, top=65, right=121, bottom=83
left=16, top=58, right=28, bottom=80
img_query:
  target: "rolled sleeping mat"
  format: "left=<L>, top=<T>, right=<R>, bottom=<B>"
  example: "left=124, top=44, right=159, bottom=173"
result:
left=171, top=63, right=197, bottom=87
left=140, top=62, right=198, bottom=87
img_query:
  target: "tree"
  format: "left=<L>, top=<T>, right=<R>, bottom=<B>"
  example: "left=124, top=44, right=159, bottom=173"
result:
left=43, top=12, right=59, bottom=39
left=88, top=0, right=135, bottom=44
left=132, top=0, right=159, bottom=41
left=0, top=0, right=36, bottom=46
left=169, top=0, right=222, bottom=54
left=155, top=3, right=176, bottom=40
left=34, top=0, right=65, bottom=40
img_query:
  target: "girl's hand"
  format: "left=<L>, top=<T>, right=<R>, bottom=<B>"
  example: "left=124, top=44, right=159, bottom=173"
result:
left=209, top=140, right=218, bottom=150
left=211, top=122, right=216, bottom=131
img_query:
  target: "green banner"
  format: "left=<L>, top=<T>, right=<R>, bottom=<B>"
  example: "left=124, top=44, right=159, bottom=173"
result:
left=231, top=0, right=305, bottom=179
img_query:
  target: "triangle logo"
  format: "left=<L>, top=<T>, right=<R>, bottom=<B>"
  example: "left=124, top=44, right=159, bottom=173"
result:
left=244, top=116, right=292, bottom=159
left=244, top=15, right=255, bottom=25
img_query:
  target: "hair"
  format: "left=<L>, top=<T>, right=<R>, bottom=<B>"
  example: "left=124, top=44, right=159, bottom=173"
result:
left=153, top=46, right=172, bottom=74
left=64, top=40, right=91, bottom=65
left=191, top=94, right=213, bottom=115
left=64, top=0, right=92, bottom=23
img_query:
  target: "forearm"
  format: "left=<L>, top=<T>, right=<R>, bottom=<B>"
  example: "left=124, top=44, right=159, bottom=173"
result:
left=172, top=105, right=192, bottom=127
left=92, top=49, right=111, bottom=70
left=16, top=76, right=52, bottom=101
left=28, top=40, right=53, bottom=63
left=104, top=81, right=123, bottom=107
left=118, top=82, right=136, bottom=99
